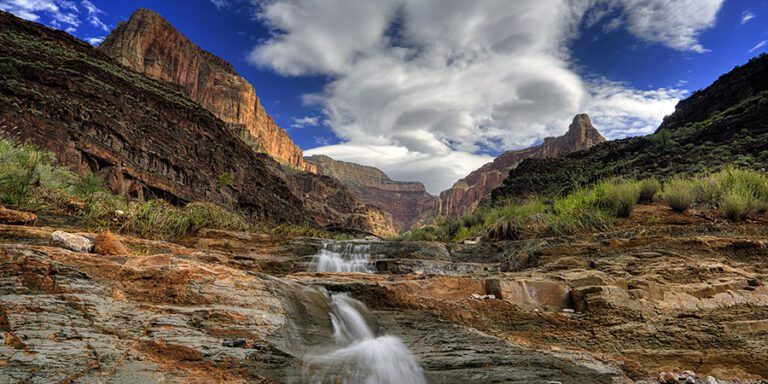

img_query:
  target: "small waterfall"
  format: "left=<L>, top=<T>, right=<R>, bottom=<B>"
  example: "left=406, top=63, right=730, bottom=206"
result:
left=304, top=294, right=426, bottom=384
left=311, top=241, right=374, bottom=273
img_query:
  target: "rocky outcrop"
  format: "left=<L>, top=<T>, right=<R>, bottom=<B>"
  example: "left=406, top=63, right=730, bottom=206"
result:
left=439, top=114, right=605, bottom=218
left=306, top=155, right=437, bottom=232
left=0, top=11, right=375, bottom=232
left=493, top=54, right=768, bottom=202
left=99, top=8, right=315, bottom=173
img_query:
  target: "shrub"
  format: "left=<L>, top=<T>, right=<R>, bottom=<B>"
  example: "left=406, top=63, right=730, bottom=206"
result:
left=0, top=139, right=74, bottom=205
left=593, top=179, right=640, bottom=218
left=121, top=200, right=248, bottom=240
left=719, top=191, right=754, bottom=221
left=663, top=179, right=695, bottom=212
left=692, top=175, right=720, bottom=207
left=484, top=217, right=522, bottom=241
left=638, top=178, right=661, bottom=203
left=218, top=171, right=234, bottom=187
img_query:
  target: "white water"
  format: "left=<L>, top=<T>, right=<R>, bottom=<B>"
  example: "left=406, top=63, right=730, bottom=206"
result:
left=304, top=294, right=426, bottom=384
left=311, top=241, right=373, bottom=273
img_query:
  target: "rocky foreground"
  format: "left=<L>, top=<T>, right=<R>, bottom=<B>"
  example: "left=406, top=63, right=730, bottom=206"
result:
left=0, top=204, right=766, bottom=383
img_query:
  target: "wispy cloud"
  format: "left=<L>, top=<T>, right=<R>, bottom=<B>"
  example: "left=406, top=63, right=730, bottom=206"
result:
left=84, top=35, right=104, bottom=45
left=210, top=0, right=230, bottom=10
left=291, top=116, right=320, bottom=129
left=81, top=0, right=108, bottom=31
left=750, top=40, right=767, bottom=53
left=741, top=10, right=755, bottom=24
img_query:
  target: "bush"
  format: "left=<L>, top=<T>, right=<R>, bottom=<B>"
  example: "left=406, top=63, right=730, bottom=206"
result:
left=663, top=179, right=695, bottom=212
left=593, top=179, right=640, bottom=218
left=719, top=191, right=754, bottom=221
left=638, top=178, right=661, bottom=203
left=0, top=139, right=74, bottom=205
left=692, top=175, right=720, bottom=207
left=121, top=200, right=248, bottom=240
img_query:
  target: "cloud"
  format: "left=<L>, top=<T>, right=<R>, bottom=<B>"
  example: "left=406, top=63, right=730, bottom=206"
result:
left=210, top=0, right=230, bottom=10
left=250, top=0, right=717, bottom=191
left=81, top=0, right=108, bottom=31
left=0, top=0, right=110, bottom=34
left=84, top=35, right=105, bottom=45
left=741, top=10, right=755, bottom=24
left=0, top=0, right=80, bottom=28
left=291, top=115, right=320, bottom=128
left=750, top=40, right=767, bottom=53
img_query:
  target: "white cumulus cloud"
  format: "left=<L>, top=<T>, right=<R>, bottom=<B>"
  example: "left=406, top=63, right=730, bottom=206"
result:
left=249, top=0, right=720, bottom=192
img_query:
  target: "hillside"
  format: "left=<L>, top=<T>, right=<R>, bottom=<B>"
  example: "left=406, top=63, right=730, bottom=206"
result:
left=99, top=8, right=315, bottom=173
left=492, top=54, right=768, bottom=202
left=0, top=10, right=379, bottom=232
left=306, top=155, right=438, bottom=231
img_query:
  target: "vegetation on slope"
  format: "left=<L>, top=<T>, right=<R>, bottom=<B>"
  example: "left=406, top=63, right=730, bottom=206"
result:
left=403, top=168, right=768, bottom=242
left=0, top=138, right=350, bottom=241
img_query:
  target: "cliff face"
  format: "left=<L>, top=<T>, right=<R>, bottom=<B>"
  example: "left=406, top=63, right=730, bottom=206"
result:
left=492, top=54, right=768, bottom=202
left=0, top=10, right=376, bottom=231
left=438, top=114, right=605, bottom=218
left=99, top=8, right=315, bottom=173
left=306, top=155, right=438, bottom=232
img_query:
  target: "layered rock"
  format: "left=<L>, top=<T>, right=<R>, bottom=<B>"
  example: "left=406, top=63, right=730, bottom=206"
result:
left=99, top=8, right=315, bottom=173
left=306, top=155, right=438, bottom=232
left=439, top=114, right=605, bottom=218
left=0, top=11, right=374, bottom=232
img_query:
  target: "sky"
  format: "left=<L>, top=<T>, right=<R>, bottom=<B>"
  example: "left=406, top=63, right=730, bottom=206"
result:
left=1, top=0, right=767, bottom=193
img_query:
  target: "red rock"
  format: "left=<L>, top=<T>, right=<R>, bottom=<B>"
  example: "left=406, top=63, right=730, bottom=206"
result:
left=0, top=207, right=37, bottom=225
left=94, top=231, right=130, bottom=256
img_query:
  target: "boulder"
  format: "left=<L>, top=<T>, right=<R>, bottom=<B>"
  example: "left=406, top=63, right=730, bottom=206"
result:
left=0, top=207, right=37, bottom=225
left=93, top=231, right=129, bottom=255
left=50, top=230, right=93, bottom=253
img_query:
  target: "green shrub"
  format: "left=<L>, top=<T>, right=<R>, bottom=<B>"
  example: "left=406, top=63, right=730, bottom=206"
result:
left=121, top=200, right=248, bottom=240
left=692, top=175, right=720, bottom=207
left=218, top=171, right=234, bottom=186
left=638, top=178, right=661, bottom=203
left=719, top=190, right=754, bottom=221
left=663, top=179, right=695, bottom=212
left=593, top=179, right=640, bottom=218
left=484, top=217, right=522, bottom=241
left=0, top=139, right=74, bottom=205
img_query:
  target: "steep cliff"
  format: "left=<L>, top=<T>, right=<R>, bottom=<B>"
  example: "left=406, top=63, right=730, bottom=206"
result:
left=438, top=114, right=605, bottom=218
left=306, top=155, right=437, bottom=232
left=492, top=54, right=768, bottom=202
left=0, top=10, right=374, bottom=231
left=99, top=8, right=315, bottom=173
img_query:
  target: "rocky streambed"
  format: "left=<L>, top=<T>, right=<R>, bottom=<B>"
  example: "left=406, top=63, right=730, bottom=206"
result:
left=1, top=214, right=767, bottom=383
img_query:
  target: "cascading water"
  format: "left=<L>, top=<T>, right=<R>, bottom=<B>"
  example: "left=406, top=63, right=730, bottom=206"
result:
left=303, top=293, right=426, bottom=384
left=311, top=241, right=374, bottom=273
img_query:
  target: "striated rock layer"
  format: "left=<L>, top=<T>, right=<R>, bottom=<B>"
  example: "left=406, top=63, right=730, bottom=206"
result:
left=100, top=8, right=315, bottom=173
left=0, top=10, right=377, bottom=232
left=306, top=155, right=438, bottom=232
left=439, top=114, right=605, bottom=218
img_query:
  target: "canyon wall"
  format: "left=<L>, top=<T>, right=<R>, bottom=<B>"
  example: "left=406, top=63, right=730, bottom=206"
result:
left=438, top=114, right=605, bottom=218
left=306, top=155, right=437, bottom=232
left=99, top=8, right=315, bottom=173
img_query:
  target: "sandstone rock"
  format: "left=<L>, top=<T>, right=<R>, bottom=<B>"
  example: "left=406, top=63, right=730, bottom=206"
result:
left=438, top=114, right=605, bottom=218
left=50, top=230, right=93, bottom=253
left=0, top=207, right=36, bottom=225
left=659, top=371, right=678, bottom=383
left=94, top=231, right=130, bottom=255
left=100, top=9, right=313, bottom=173
left=306, top=155, right=438, bottom=231
left=493, top=278, right=573, bottom=310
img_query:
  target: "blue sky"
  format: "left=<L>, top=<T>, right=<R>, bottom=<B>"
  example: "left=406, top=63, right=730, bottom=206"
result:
left=1, top=0, right=766, bottom=192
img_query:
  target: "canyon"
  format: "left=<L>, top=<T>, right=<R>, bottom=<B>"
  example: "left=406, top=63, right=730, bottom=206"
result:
left=439, top=114, right=605, bottom=218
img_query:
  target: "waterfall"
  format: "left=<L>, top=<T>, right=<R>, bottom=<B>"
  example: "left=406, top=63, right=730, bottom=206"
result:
left=311, top=241, right=374, bottom=273
left=304, top=294, right=426, bottom=384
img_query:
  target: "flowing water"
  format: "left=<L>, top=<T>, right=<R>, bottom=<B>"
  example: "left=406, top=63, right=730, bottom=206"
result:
left=311, top=241, right=374, bottom=273
left=304, top=293, right=426, bottom=384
